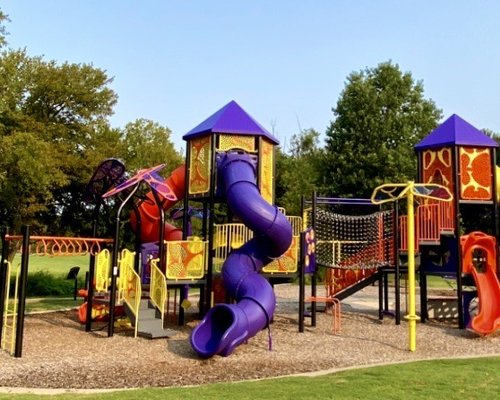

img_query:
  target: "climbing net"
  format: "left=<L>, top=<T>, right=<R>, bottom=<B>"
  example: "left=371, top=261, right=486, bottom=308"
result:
left=313, top=209, right=394, bottom=270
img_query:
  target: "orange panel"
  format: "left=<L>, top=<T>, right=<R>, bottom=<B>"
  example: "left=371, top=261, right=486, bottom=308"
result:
left=459, top=147, right=492, bottom=201
left=326, top=268, right=378, bottom=296
left=422, top=147, right=454, bottom=193
left=421, top=147, right=455, bottom=225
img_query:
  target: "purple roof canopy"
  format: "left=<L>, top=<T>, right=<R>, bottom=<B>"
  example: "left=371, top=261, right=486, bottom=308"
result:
left=415, top=114, right=498, bottom=150
left=183, top=100, right=279, bottom=145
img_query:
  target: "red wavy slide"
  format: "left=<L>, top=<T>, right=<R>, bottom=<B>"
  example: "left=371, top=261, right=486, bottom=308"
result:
left=130, top=164, right=186, bottom=242
left=461, top=232, right=500, bottom=335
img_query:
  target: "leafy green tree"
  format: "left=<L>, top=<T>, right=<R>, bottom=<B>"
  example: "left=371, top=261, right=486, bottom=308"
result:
left=276, top=129, right=322, bottom=215
left=120, top=119, right=183, bottom=175
left=0, top=9, right=8, bottom=48
left=0, top=48, right=119, bottom=233
left=0, top=131, right=67, bottom=229
left=0, top=7, right=184, bottom=236
left=323, top=61, right=442, bottom=198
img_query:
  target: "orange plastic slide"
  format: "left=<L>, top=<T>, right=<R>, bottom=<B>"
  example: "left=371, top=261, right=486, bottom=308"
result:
left=130, top=164, right=186, bottom=243
left=461, top=232, right=500, bottom=335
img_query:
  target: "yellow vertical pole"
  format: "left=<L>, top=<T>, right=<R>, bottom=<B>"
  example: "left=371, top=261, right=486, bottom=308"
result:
left=406, top=181, right=418, bottom=351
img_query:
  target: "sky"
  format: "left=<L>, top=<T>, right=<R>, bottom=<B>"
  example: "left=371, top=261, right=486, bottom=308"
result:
left=2, top=1, right=500, bottom=152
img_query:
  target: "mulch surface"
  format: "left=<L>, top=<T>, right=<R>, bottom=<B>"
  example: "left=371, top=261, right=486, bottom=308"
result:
left=0, top=284, right=499, bottom=389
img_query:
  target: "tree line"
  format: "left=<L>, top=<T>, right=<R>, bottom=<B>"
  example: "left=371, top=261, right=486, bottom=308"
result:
left=0, top=11, right=182, bottom=236
left=1, top=9, right=498, bottom=235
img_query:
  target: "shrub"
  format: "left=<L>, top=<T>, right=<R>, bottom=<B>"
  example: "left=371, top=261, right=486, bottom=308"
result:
left=9, top=271, right=85, bottom=297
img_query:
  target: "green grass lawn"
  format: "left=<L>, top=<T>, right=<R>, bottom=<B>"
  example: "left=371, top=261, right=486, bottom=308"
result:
left=0, top=357, right=498, bottom=399
left=385, top=273, right=456, bottom=290
left=24, top=297, right=83, bottom=313
left=10, top=254, right=90, bottom=276
left=5, top=297, right=82, bottom=313
left=3, top=254, right=90, bottom=301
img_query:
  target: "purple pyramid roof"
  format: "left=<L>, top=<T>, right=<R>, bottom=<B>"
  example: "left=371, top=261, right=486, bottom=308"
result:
left=415, top=114, right=498, bottom=150
left=183, top=100, right=279, bottom=144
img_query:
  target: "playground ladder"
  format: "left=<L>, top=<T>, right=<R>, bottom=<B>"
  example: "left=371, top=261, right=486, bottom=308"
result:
left=1, top=262, right=19, bottom=355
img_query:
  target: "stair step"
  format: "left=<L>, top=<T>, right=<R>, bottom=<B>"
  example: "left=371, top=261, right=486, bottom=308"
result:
left=124, top=300, right=178, bottom=340
left=138, top=309, right=158, bottom=319
left=139, top=299, right=151, bottom=308
left=138, top=328, right=178, bottom=339
left=138, top=318, right=163, bottom=331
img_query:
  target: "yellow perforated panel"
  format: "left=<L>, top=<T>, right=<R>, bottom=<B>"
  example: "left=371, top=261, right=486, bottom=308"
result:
left=149, top=259, right=166, bottom=327
left=95, top=249, right=111, bottom=292
left=218, top=134, right=256, bottom=152
left=263, top=236, right=299, bottom=274
left=165, top=240, right=208, bottom=280
left=189, top=135, right=211, bottom=195
left=259, top=139, right=274, bottom=204
left=117, top=249, right=141, bottom=337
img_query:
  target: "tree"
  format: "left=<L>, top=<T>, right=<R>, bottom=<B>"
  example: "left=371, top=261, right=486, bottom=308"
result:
left=0, top=9, right=8, bottom=48
left=120, top=119, right=183, bottom=175
left=275, top=129, right=322, bottom=215
left=0, top=131, right=67, bottom=229
left=322, top=61, right=442, bottom=198
left=0, top=48, right=118, bottom=233
left=0, top=7, right=184, bottom=236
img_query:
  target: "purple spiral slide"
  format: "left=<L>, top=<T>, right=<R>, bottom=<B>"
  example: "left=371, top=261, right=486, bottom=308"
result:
left=190, top=152, right=293, bottom=357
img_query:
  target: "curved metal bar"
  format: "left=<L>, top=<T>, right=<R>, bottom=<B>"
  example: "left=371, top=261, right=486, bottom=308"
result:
left=4, top=235, right=113, bottom=256
left=108, top=181, right=141, bottom=337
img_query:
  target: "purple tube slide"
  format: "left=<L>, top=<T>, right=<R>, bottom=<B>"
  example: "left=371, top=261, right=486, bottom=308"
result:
left=190, top=152, right=292, bottom=357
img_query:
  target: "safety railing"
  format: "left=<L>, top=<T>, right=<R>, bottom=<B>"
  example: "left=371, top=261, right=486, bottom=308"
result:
left=399, top=201, right=455, bottom=252
left=213, top=223, right=253, bottom=272
left=438, top=201, right=454, bottom=232
left=287, top=216, right=303, bottom=236
left=118, top=249, right=141, bottom=338
left=149, top=259, right=167, bottom=327
left=417, top=203, right=440, bottom=244
left=1, top=261, right=19, bottom=355
left=213, top=217, right=302, bottom=273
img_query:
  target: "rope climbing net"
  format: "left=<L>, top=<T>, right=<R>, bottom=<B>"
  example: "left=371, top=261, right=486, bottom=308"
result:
left=313, top=209, right=394, bottom=270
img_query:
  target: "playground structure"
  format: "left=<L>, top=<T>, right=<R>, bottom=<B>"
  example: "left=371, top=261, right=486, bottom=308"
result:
left=178, top=101, right=297, bottom=357
left=298, top=114, right=500, bottom=346
left=414, top=114, right=500, bottom=332
left=2, top=104, right=500, bottom=360
left=79, top=101, right=305, bottom=352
